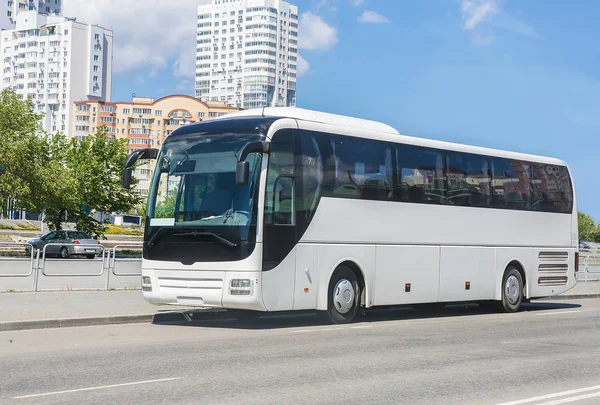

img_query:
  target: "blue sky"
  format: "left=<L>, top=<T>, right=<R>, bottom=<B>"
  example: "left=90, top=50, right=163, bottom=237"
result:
left=84, top=0, right=600, bottom=219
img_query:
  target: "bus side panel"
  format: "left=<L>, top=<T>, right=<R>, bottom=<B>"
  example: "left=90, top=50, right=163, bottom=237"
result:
left=494, top=248, right=538, bottom=300
left=373, top=245, right=440, bottom=306
left=316, top=245, right=376, bottom=311
left=294, top=244, right=319, bottom=310
left=492, top=248, right=576, bottom=300
left=261, top=248, right=296, bottom=311
left=438, top=247, right=496, bottom=302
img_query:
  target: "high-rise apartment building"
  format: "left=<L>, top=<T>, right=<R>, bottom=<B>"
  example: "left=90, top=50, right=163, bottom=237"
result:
left=0, top=10, right=112, bottom=136
left=196, top=0, right=298, bottom=109
left=0, top=0, right=62, bottom=30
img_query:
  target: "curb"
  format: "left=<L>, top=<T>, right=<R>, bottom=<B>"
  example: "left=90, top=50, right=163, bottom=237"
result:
left=0, top=314, right=154, bottom=332
left=0, top=309, right=231, bottom=332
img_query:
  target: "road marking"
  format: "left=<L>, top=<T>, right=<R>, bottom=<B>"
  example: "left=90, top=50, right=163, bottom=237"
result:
left=291, top=327, right=344, bottom=333
left=533, top=310, right=582, bottom=317
left=290, top=325, right=374, bottom=333
left=536, top=391, right=600, bottom=405
left=12, top=377, right=183, bottom=399
left=495, top=384, right=600, bottom=405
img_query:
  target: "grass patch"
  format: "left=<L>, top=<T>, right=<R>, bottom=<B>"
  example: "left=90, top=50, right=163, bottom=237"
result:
left=104, top=225, right=144, bottom=236
left=0, top=224, right=40, bottom=231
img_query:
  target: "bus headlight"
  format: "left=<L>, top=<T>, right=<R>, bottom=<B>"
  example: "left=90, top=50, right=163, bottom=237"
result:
left=142, top=276, right=152, bottom=292
left=230, top=279, right=253, bottom=296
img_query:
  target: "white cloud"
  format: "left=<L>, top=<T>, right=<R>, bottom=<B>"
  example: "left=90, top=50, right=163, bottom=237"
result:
left=357, top=10, right=391, bottom=24
left=63, top=0, right=198, bottom=80
left=297, top=54, right=310, bottom=77
left=299, top=12, right=339, bottom=51
left=461, top=0, right=499, bottom=30
left=350, top=0, right=366, bottom=6
left=175, top=80, right=194, bottom=94
left=461, top=0, right=538, bottom=45
left=314, top=0, right=337, bottom=12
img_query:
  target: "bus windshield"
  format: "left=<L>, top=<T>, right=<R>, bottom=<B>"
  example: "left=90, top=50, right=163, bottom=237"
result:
left=145, top=131, right=264, bottom=262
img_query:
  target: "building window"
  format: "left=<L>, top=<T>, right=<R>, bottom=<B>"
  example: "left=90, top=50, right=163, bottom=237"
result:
left=64, top=29, right=68, bottom=35
left=93, top=65, right=98, bottom=72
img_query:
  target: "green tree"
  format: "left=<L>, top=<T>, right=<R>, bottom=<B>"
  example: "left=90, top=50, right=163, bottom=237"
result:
left=30, top=133, right=79, bottom=231
left=26, top=126, right=140, bottom=238
left=154, top=193, right=177, bottom=219
left=66, top=127, right=141, bottom=237
left=0, top=89, right=45, bottom=215
left=578, top=212, right=596, bottom=241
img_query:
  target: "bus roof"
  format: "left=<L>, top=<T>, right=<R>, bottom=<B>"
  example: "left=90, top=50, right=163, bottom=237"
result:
left=213, top=107, right=568, bottom=167
left=215, top=107, right=400, bottom=135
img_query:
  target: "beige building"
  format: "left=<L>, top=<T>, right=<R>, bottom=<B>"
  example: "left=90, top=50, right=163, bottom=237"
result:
left=72, top=94, right=241, bottom=195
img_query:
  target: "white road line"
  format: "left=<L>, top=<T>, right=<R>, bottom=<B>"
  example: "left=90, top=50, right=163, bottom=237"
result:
left=536, top=391, right=600, bottom=405
left=495, top=384, right=600, bottom=405
left=533, top=310, right=582, bottom=317
left=350, top=325, right=374, bottom=329
left=12, top=377, right=183, bottom=399
left=290, top=327, right=344, bottom=333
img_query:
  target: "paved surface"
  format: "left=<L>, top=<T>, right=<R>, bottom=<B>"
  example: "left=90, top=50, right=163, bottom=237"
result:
left=0, top=290, right=184, bottom=322
left=1, top=299, right=600, bottom=405
left=0, top=281, right=599, bottom=331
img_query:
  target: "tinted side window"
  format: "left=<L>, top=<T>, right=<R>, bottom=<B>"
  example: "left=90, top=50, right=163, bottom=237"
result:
left=295, top=132, right=323, bottom=226
left=492, top=159, right=532, bottom=210
left=265, top=131, right=295, bottom=225
left=531, top=163, right=573, bottom=214
left=446, top=152, right=491, bottom=208
left=396, top=144, right=445, bottom=204
left=329, top=136, right=394, bottom=201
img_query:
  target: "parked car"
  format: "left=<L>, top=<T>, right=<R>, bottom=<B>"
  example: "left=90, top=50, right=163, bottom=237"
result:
left=25, top=230, right=103, bottom=259
left=579, top=240, right=591, bottom=250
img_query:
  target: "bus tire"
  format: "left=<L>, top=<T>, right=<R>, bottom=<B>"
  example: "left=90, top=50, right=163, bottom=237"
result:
left=501, top=266, right=524, bottom=313
left=327, top=266, right=360, bottom=324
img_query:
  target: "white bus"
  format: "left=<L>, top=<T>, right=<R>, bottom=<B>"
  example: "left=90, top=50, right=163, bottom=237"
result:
left=122, top=108, right=578, bottom=324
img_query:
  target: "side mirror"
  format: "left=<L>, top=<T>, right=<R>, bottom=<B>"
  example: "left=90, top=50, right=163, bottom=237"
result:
left=236, top=161, right=250, bottom=186
left=122, top=148, right=159, bottom=190
left=122, top=167, right=134, bottom=189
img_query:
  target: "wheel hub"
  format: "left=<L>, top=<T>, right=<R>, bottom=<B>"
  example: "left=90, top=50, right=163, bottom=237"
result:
left=333, top=279, right=355, bottom=314
left=505, top=275, right=520, bottom=305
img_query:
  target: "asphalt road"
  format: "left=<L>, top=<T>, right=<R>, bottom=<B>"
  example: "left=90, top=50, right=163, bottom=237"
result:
left=1, top=299, right=600, bottom=405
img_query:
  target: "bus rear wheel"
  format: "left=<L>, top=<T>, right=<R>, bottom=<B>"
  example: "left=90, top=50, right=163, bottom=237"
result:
left=501, top=266, right=524, bottom=313
left=327, top=266, right=360, bottom=324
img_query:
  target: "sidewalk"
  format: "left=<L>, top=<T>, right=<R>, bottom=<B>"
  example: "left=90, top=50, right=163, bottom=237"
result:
left=0, top=290, right=195, bottom=331
left=1, top=281, right=599, bottom=332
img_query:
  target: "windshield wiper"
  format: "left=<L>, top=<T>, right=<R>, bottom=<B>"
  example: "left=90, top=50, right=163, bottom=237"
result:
left=146, top=227, right=169, bottom=248
left=173, top=230, right=238, bottom=248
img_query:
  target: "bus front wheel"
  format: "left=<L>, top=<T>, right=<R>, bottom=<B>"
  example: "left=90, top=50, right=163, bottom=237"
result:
left=501, top=266, right=524, bottom=313
left=327, top=266, right=360, bottom=324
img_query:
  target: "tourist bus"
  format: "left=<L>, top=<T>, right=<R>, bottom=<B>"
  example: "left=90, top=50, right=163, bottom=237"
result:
left=122, top=107, right=578, bottom=324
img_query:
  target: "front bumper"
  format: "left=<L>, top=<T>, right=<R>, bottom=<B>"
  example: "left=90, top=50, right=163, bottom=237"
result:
left=141, top=269, right=265, bottom=311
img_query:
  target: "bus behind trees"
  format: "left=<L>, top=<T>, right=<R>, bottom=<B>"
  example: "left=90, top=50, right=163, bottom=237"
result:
left=123, top=108, right=578, bottom=324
